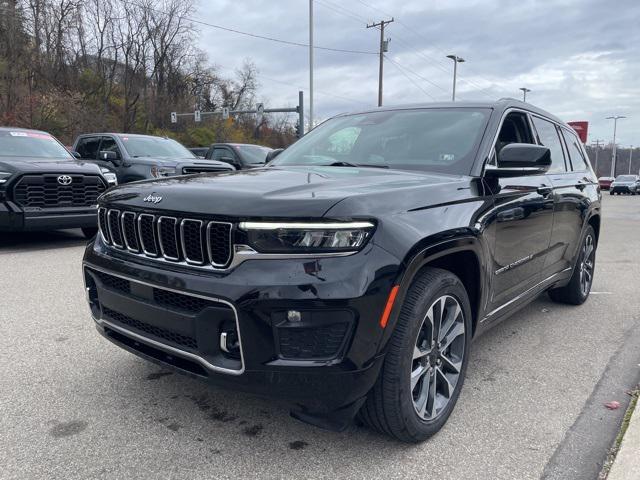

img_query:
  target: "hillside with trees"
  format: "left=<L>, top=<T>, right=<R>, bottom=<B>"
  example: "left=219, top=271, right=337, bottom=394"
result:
left=0, top=0, right=297, bottom=147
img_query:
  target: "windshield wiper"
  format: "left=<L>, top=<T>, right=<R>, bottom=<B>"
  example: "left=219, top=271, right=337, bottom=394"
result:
left=323, top=161, right=388, bottom=169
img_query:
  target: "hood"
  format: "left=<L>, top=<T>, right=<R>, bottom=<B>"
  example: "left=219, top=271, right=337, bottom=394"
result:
left=128, top=156, right=232, bottom=169
left=0, top=156, right=103, bottom=175
left=99, top=166, right=472, bottom=218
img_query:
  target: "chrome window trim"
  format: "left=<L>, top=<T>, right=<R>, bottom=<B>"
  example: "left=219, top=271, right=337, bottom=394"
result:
left=137, top=214, right=159, bottom=257
left=206, top=221, right=233, bottom=268
left=157, top=216, right=180, bottom=261
left=83, top=264, right=245, bottom=375
left=180, top=218, right=205, bottom=266
left=121, top=211, right=140, bottom=253
left=107, top=209, right=123, bottom=248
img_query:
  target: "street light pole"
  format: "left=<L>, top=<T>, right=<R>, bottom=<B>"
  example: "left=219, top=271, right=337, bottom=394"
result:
left=629, top=146, right=634, bottom=174
left=519, top=87, right=531, bottom=102
left=308, top=0, right=314, bottom=131
left=606, top=115, right=626, bottom=177
left=446, top=55, right=465, bottom=101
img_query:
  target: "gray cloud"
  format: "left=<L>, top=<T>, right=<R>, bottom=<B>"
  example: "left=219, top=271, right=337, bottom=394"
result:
left=196, top=0, right=639, bottom=144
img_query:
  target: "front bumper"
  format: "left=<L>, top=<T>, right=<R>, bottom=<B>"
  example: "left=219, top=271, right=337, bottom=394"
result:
left=83, top=238, right=400, bottom=428
left=611, top=185, right=635, bottom=193
left=0, top=200, right=98, bottom=231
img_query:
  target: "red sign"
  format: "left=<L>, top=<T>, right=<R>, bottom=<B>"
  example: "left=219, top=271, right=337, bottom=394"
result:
left=568, top=121, right=589, bottom=143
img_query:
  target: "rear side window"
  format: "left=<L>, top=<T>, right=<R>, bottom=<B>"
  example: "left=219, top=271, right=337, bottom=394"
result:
left=76, top=136, right=101, bottom=159
left=561, top=129, right=590, bottom=171
left=531, top=117, right=566, bottom=173
left=212, top=147, right=234, bottom=161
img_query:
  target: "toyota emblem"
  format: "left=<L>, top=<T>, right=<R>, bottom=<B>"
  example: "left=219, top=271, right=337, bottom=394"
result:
left=57, top=175, right=73, bottom=185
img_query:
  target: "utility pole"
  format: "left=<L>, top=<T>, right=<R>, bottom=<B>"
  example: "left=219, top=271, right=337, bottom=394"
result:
left=629, top=146, right=634, bottom=174
left=309, top=0, right=314, bottom=130
left=519, top=87, right=531, bottom=102
left=606, top=115, right=626, bottom=178
left=367, top=18, right=394, bottom=107
left=446, top=55, right=465, bottom=101
left=591, top=139, right=604, bottom=174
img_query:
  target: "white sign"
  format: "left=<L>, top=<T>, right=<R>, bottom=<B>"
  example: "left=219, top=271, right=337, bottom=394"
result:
left=194, top=110, right=201, bottom=122
left=256, top=103, right=264, bottom=124
left=222, top=107, right=230, bottom=120
left=170, top=112, right=177, bottom=123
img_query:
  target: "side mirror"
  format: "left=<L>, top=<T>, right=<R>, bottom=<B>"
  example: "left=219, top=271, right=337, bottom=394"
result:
left=72, top=151, right=81, bottom=159
left=486, top=143, right=551, bottom=177
left=220, top=156, right=240, bottom=167
left=265, top=148, right=284, bottom=163
left=99, top=150, right=119, bottom=162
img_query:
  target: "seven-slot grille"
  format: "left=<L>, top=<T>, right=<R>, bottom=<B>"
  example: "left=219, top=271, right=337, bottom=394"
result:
left=13, top=174, right=106, bottom=209
left=98, top=208, right=232, bottom=268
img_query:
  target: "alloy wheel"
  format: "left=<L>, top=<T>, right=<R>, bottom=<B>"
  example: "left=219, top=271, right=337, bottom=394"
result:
left=411, top=295, right=466, bottom=420
left=579, top=234, right=595, bottom=296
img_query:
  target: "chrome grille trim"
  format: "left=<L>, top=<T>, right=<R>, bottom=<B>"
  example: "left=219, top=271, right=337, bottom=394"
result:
left=121, top=211, right=140, bottom=253
left=137, top=214, right=158, bottom=257
left=157, top=216, right=180, bottom=261
left=107, top=209, right=123, bottom=248
left=207, top=221, right=233, bottom=268
left=98, top=207, right=110, bottom=244
left=180, top=219, right=205, bottom=265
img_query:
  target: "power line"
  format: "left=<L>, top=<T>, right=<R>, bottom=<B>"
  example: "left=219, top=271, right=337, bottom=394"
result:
left=384, top=55, right=436, bottom=100
left=122, top=0, right=377, bottom=55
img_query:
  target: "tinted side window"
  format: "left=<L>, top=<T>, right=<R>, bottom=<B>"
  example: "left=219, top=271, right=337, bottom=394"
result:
left=561, top=129, right=589, bottom=171
left=76, top=136, right=101, bottom=159
left=212, top=147, right=233, bottom=161
left=100, top=137, right=121, bottom=159
left=532, top=117, right=566, bottom=173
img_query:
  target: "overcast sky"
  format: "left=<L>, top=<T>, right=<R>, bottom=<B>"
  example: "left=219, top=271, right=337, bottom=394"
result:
left=195, top=0, right=639, bottom=145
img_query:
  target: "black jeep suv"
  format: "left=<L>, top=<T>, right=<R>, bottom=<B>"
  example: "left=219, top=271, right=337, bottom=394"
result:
left=72, top=133, right=234, bottom=184
left=0, top=127, right=115, bottom=236
left=83, top=100, right=601, bottom=442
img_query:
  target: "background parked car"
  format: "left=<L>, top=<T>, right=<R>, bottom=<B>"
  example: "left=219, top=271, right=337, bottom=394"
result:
left=610, top=174, right=640, bottom=195
left=72, top=133, right=234, bottom=184
left=0, top=127, right=116, bottom=237
left=597, top=176, right=614, bottom=190
left=189, top=147, right=209, bottom=158
left=204, top=143, right=273, bottom=170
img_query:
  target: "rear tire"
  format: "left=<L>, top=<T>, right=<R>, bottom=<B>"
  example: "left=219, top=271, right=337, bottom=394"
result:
left=548, top=225, right=596, bottom=305
left=82, top=227, right=98, bottom=239
left=359, top=268, right=472, bottom=443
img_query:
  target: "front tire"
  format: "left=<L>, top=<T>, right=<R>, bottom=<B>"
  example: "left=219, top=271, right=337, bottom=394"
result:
left=548, top=225, right=596, bottom=305
left=359, top=268, right=472, bottom=442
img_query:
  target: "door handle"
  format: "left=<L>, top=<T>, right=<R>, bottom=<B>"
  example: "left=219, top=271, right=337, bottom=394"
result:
left=537, top=185, right=553, bottom=197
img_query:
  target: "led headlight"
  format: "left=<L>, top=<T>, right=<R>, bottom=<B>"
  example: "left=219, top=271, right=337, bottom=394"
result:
left=150, top=166, right=177, bottom=178
left=238, top=221, right=375, bottom=254
left=100, top=168, right=118, bottom=186
left=0, top=172, right=12, bottom=184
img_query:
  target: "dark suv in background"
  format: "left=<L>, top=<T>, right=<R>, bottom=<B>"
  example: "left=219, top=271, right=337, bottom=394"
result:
left=72, top=133, right=234, bottom=184
left=204, top=143, right=273, bottom=169
left=83, top=99, right=600, bottom=442
left=0, top=127, right=115, bottom=237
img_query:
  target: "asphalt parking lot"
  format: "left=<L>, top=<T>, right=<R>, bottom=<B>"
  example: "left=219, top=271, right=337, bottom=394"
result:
left=1, top=194, right=639, bottom=480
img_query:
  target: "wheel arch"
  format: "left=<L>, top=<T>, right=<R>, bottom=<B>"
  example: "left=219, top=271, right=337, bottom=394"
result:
left=378, top=236, right=488, bottom=353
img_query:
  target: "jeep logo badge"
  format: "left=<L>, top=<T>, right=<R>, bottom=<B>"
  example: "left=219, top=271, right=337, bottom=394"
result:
left=143, top=193, right=163, bottom=204
left=57, top=175, right=72, bottom=185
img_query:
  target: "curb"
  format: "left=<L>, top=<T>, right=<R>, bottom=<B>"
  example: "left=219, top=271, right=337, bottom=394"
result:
left=606, top=391, right=640, bottom=480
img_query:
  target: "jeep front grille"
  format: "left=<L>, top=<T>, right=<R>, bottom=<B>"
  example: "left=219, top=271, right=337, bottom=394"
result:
left=98, top=208, right=233, bottom=268
left=13, top=174, right=106, bottom=209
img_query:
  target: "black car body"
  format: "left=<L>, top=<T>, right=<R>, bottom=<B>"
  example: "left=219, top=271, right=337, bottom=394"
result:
left=610, top=174, right=640, bottom=194
left=83, top=100, right=601, bottom=441
left=72, top=133, right=234, bottom=184
left=204, top=143, right=273, bottom=169
left=0, top=127, right=114, bottom=234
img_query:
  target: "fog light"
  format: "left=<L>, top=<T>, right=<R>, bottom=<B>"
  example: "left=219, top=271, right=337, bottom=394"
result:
left=287, top=310, right=302, bottom=323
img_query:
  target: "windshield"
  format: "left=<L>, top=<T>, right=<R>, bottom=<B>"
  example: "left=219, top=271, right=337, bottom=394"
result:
left=120, top=136, right=195, bottom=159
left=235, top=145, right=272, bottom=164
left=615, top=175, right=636, bottom=182
left=271, top=108, right=490, bottom=174
left=0, top=130, right=72, bottom=159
